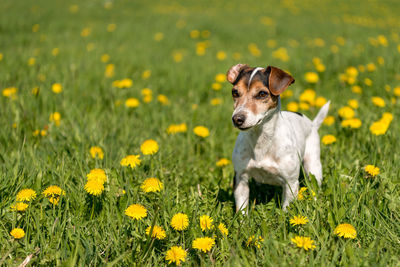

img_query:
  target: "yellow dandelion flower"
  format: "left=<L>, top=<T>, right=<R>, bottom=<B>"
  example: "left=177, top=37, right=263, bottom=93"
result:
left=287, top=102, right=299, bottom=112
left=107, top=23, right=116, bottom=32
left=272, top=47, right=290, bottom=62
left=171, top=213, right=189, bottom=231
left=218, top=223, right=229, bottom=236
left=338, top=106, right=355, bottom=119
left=281, top=89, right=293, bottom=99
left=299, top=102, right=310, bottom=111
left=366, top=63, right=376, bottom=72
left=87, top=169, right=107, bottom=184
left=2, top=87, right=18, bottom=98
left=172, top=51, right=183, bottom=62
left=167, top=123, right=187, bottom=134
left=146, top=225, right=166, bottom=240
left=42, top=185, right=65, bottom=198
left=321, top=135, right=336, bottom=145
left=199, top=215, right=213, bottom=231
left=216, top=51, right=227, bottom=60
left=140, top=139, right=159, bottom=155
left=369, top=121, right=389, bottom=136
left=299, top=89, right=316, bottom=105
left=210, top=98, right=222, bottom=106
left=52, top=83, right=62, bottom=94
left=364, top=78, right=373, bottom=86
left=165, top=246, right=187, bottom=266
left=11, top=202, right=28, bottom=212
left=125, top=98, right=140, bottom=108
left=16, top=189, right=37, bottom=202
left=290, top=215, right=309, bottom=226
left=10, top=228, right=25, bottom=239
left=157, top=94, right=170, bottom=105
left=315, top=96, right=327, bottom=107
left=141, top=177, right=163, bottom=193
left=212, top=82, right=222, bottom=90
left=346, top=66, right=358, bottom=78
left=297, top=187, right=308, bottom=200
left=90, top=146, right=104, bottom=159
left=193, top=126, right=210, bottom=138
left=334, top=223, right=357, bottom=239
left=364, top=165, right=380, bottom=177
left=393, top=86, right=400, bottom=97
left=381, top=112, right=393, bottom=124
left=371, top=97, right=385, bottom=107
left=291, top=236, right=316, bottom=250
left=216, top=158, right=231, bottom=167
left=28, top=57, right=36, bottom=66
left=341, top=118, right=362, bottom=129
left=323, top=116, right=335, bottom=126
left=100, top=53, right=109, bottom=63
left=190, top=30, right=200, bottom=39
left=81, top=27, right=91, bottom=37
left=48, top=196, right=60, bottom=205
left=246, top=235, right=264, bottom=248
left=142, top=70, right=151, bottom=80
left=304, top=72, right=319, bottom=83
left=347, top=99, right=359, bottom=109
left=351, top=85, right=362, bottom=94
left=105, top=64, right=115, bottom=78
left=125, top=204, right=147, bottom=220
left=120, top=155, right=141, bottom=168
left=49, top=112, right=61, bottom=126
left=215, top=73, right=226, bottom=83
left=84, top=180, right=104, bottom=196
left=192, top=237, right=215, bottom=253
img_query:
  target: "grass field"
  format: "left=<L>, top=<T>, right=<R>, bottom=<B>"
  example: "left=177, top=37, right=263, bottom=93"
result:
left=1, top=0, right=400, bottom=265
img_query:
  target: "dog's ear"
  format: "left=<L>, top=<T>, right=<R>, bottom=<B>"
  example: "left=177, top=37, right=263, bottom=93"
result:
left=266, top=66, right=295, bottom=95
left=227, top=64, right=248, bottom=84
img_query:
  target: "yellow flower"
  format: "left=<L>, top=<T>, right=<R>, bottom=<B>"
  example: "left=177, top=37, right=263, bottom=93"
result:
left=321, top=135, right=336, bottom=145
left=125, top=97, right=140, bottom=108
left=315, top=96, right=327, bottom=107
left=11, top=202, right=28, bottom=212
left=210, top=98, right=222, bottom=106
left=338, top=106, right=355, bottom=119
left=49, top=112, right=61, bottom=126
left=125, top=204, right=147, bottom=220
left=304, top=72, right=319, bottom=83
left=215, top=73, right=226, bottom=83
left=281, top=89, right=293, bottom=99
left=100, top=53, right=109, bottom=63
left=341, top=118, right=362, bottom=129
left=43, top=185, right=65, bottom=198
left=216, top=51, right=227, bottom=60
left=212, top=82, right=222, bottom=90
left=142, top=70, right=151, bottom=80
left=299, top=102, right=310, bottom=111
left=157, top=94, right=170, bottom=105
left=140, top=139, right=159, bottom=155
left=48, top=196, right=60, bottom=205
left=193, top=126, right=210, bottom=138
left=290, top=215, right=309, bottom=226
left=172, top=51, right=183, bottom=62
left=120, top=155, right=141, bottom=168
left=369, top=121, right=389, bottom=136
left=299, top=89, right=316, bottom=105
left=347, top=99, right=359, bottom=109
left=216, top=158, right=231, bottom=167
left=16, top=189, right=37, bottom=202
left=381, top=112, right=393, bottom=124
left=192, top=237, right=215, bottom=253
left=2, top=87, right=18, bottom=99
left=90, top=146, right=104, bottom=159
left=28, top=57, right=36, bottom=66
left=291, top=236, right=316, bottom=250
left=107, top=23, right=116, bottom=32
left=246, top=235, right=264, bottom=248
left=218, top=223, right=229, bottom=236
left=0, top=52, right=3, bottom=61
left=364, top=78, right=373, bottom=86
left=323, top=116, right=335, bottom=126
left=190, top=30, right=200, bottom=39
left=286, top=102, right=299, bottom=112
left=346, top=66, right=358, bottom=78
left=10, top=228, right=25, bottom=239
left=366, top=63, right=376, bottom=72
left=272, top=47, right=289, bottom=62
left=364, top=165, right=380, bottom=177
left=371, top=97, right=385, bottom=107
left=81, top=27, right=91, bottom=37
left=165, top=246, right=187, bottom=266
left=52, top=83, right=62, bottom=94
left=334, top=223, right=357, bottom=239
left=393, top=86, right=400, bottom=97
left=146, top=225, right=166, bottom=240
left=248, top=43, right=261, bottom=57
left=87, top=169, right=107, bottom=183
left=171, top=213, right=189, bottom=231
left=105, top=64, right=115, bottom=78
left=84, top=180, right=104, bottom=196
left=199, top=215, right=213, bottom=231
left=351, top=85, right=362, bottom=94
left=167, top=123, right=187, bottom=134
left=141, top=178, right=163, bottom=193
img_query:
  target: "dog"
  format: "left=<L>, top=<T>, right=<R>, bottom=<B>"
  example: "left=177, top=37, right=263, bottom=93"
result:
left=227, top=64, right=330, bottom=212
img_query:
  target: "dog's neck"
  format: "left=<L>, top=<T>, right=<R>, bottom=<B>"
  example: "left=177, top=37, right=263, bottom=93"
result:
left=248, top=105, right=280, bottom=144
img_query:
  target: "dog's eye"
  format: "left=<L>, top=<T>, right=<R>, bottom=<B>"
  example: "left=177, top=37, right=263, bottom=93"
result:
left=256, top=91, right=269, bottom=99
left=232, top=89, right=240, bottom=98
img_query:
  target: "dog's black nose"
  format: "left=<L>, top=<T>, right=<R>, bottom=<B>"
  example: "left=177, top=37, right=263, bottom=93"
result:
left=232, top=114, right=246, bottom=127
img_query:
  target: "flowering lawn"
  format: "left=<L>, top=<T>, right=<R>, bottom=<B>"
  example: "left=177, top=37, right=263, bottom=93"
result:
left=1, top=0, right=400, bottom=265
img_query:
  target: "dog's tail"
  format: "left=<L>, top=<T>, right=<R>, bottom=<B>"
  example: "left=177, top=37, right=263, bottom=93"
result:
left=312, top=101, right=330, bottom=129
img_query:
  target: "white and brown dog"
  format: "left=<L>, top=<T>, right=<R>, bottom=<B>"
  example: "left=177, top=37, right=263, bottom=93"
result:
left=227, top=64, right=330, bottom=212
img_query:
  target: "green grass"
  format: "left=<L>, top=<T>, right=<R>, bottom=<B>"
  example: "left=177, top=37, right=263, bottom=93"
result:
left=1, top=0, right=400, bottom=265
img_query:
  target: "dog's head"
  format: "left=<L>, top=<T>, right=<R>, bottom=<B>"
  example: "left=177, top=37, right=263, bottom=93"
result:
left=227, top=64, right=295, bottom=130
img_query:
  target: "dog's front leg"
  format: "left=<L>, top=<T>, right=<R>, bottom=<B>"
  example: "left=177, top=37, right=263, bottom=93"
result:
left=281, top=179, right=299, bottom=210
left=234, top=172, right=250, bottom=213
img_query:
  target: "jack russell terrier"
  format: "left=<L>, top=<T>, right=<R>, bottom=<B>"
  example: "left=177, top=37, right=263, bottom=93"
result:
left=227, top=64, right=330, bottom=212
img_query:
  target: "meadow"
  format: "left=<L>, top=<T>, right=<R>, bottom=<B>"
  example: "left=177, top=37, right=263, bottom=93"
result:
left=1, top=0, right=400, bottom=265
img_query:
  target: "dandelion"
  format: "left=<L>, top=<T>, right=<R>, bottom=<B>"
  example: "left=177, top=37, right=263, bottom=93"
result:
left=167, top=123, right=187, bottom=134
left=16, top=189, right=37, bottom=202
left=272, top=47, right=289, bottom=62
left=140, top=139, right=159, bottom=155
left=299, top=102, right=310, bottom=110
left=192, top=237, right=215, bottom=253
left=212, top=82, right=222, bottom=90
left=84, top=180, right=104, bottom=196
left=157, top=94, right=170, bottom=105
left=341, top=118, right=362, bottom=129
left=291, top=236, right=316, bottom=250
left=146, top=225, right=166, bottom=240
left=28, top=57, right=36, bottom=66
left=338, top=106, right=355, bottom=119
left=52, top=83, right=62, bottom=94
left=11, top=202, right=28, bottom=212
left=171, top=213, right=189, bottom=231
left=142, top=70, right=151, bottom=79
left=101, top=54, right=110, bottom=63
left=290, top=215, right=309, bottom=226
left=393, top=86, right=400, bottom=97
left=107, top=23, right=116, bottom=32
left=304, top=72, right=319, bottom=83
left=141, top=177, right=163, bottom=193
left=287, top=102, right=299, bottom=112
left=216, top=158, right=231, bottom=167
left=165, top=246, right=187, bottom=266
left=216, top=51, right=227, bottom=60
left=369, top=121, right=389, bottom=135
left=90, top=146, right=104, bottom=159
left=120, top=155, right=141, bottom=168
left=321, top=135, right=336, bottom=145
left=323, top=116, right=335, bottom=126
left=364, top=78, right=373, bottom=86
left=246, top=235, right=264, bottom=248
left=371, top=97, right=385, bottom=107
left=193, top=126, right=210, bottom=138
left=210, top=98, right=222, bottom=106
left=125, top=204, right=147, bottom=220
left=364, top=165, right=380, bottom=177
left=43, top=185, right=65, bottom=198
left=105, top=64, right=115, bottom=78
left=86, top=169, right=107, bottom=184
left=2, top=87, right=17, bottom=99
left=218, top=223, right=229, bottom=236
left=215, top=73, right=226, bottom=83
left=281, top=89, right=293, bottom=99
left=199, top=215, right=213, bottom=231
left=315, top=96, right=327, bottom=107
left=351, top=85, right=362, bottom=94
left=49, top=112, right=61, bottom=126
left=366, top=63, right=376, bottom=72
left=172, top=52, right=183, bottom=62
left=299, top=89, right=316, bottom=105
left=347, top=99, right=359, bottom=109
left=10, top=228, right=25, bottom=239
left=334, top=223, right=357, bottom=239
left=125, top=98, right=140, bottom=108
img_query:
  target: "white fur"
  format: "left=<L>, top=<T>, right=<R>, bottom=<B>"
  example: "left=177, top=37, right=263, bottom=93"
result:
left=232, top=101, right=330, bottom=212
